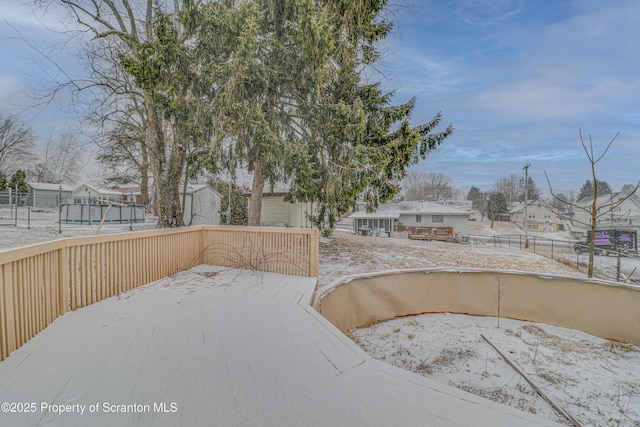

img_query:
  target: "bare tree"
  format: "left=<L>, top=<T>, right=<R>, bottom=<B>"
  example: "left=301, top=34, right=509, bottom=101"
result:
left=403, top=172, right=453, bottom=201
left=87, top=38, right=152, bottom=206
left=0, top=113, right=37, bottom=176
left=494, top=174, right=520, bottom=205
left=31, top=132, right=84, bottom=183
left=544, top=130, right=640, bottom=277
left=494, top=173, right=541, bottom=205
left=403, top=171, right=426, bottom=200
left=44, top=0, right=189, bottom=227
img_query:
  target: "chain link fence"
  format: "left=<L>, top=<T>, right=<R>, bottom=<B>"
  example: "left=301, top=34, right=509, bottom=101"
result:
left=469, top=233, right=640, bottom=284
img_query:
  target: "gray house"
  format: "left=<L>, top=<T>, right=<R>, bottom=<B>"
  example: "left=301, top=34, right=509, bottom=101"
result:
left=26, top=182, right=75, bottom=208
left=350, top=201, right=470, bottom=241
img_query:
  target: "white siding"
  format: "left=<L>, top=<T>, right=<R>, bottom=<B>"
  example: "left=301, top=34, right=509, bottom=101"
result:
left=289, top=201, right=315, bottom=228
left=261, top=196, right=290, bottom=226
left=260, top=195, right=315, bottom=228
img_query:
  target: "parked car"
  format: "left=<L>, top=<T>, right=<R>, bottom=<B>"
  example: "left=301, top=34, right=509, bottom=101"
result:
left=574, top=229, right=638, bottom=255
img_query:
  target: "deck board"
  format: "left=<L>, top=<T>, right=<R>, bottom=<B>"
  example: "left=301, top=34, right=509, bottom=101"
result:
left=0, top=265, right=558, bottom=426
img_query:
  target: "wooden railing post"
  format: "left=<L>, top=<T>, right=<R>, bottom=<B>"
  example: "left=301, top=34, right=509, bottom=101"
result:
left=309, top=229, right=319, bottom=277
left=58, top=245, right=69, bottom=315
left=1, top=265, right=16, bottom=360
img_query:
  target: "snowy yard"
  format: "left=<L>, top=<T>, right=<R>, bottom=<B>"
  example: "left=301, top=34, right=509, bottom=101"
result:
left=0, top=266, right=549, bottom=427
left=320, top=231, right=640, bottom=426
left=0, top=207, right=157, bottom=251
left=350, top=313, right=640, bottom=426
left=2, top=213, right=640, bottom=425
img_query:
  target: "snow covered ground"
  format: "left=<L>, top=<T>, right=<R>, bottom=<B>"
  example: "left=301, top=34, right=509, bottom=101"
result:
left=350, top=313, right=640, bottom=426
left=2, top=211, right=639, bottom=425
left=320, top=231, right=640, bottom=426
left=0, top=207, right=157, bottom=251
left=0, top=266, right=553, bottom=427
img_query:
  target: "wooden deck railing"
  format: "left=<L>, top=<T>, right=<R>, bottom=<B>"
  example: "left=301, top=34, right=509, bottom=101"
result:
left=0, top=225, right=319, bottom=361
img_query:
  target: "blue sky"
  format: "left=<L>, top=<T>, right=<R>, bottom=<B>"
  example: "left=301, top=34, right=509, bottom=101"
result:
left=378, top=0, right=640, bottom=196
left=1, top=0, right=639, bottom=196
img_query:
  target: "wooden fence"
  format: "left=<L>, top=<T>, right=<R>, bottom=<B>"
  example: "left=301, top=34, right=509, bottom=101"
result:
left=0, top=225, right=318, bottom=361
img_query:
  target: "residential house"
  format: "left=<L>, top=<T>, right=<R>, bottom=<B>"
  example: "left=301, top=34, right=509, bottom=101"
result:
left=113, top=186, right=146, bottom=205
left=350, top=201, right=470, bottom=241
left=72, top=184, right=124, bottom=204
left=573, top=193, right=640, bottom=229
left=509, top=200, right=562, bottom=232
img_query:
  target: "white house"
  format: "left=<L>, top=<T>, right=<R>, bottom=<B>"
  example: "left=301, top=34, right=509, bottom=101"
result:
left=26, top=182, right=75, bottom=207
left=573, top=193, right=640, bottom=229
left=350, top=201, right=470, bottom=241
left=509, top=200, right=561, bottom=232
left=72, top=184, right=124, bottom=204
left=180, top=184, right=223, bottom=226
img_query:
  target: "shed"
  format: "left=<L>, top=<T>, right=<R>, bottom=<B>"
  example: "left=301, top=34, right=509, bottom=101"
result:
left=26, top=182, right=75, bottom=208
left=180, top=184, right=222, bottom=226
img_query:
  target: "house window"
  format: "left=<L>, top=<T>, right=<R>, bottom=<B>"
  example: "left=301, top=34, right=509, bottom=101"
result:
left=416, top=215, right=422, bottom=223
left=432, top=215, right=444, bottom=223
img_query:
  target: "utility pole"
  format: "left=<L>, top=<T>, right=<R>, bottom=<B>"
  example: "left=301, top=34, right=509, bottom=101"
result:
left=523, top=164, right=531, bottom=249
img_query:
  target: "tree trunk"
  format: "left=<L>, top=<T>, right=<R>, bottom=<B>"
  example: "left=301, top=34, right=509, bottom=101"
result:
left=140, top=142, right=150, bottom=207
left=157, top=145, right=185, bottom=228
left=588, top=180, right=598, bottom=278
left=248, top=157, right=265, bottom=226
left=145, top=96, right=185, bottom=228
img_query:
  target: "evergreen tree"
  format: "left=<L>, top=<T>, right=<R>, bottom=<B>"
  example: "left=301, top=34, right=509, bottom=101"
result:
left=486, top=191, right=508, bottom=227
left=519, top=176, right=541, bottom=202
left=9, top=170, right=28, bottom=194
left=285, top=1, right=453, bottom=228
left=9, top=169, right=28, bottom=205
left=577, top=179, right=612, bottom=201
left=210, top=179, right=248, bottom=226
left=0, top=170, right=7, bottom=192
left=467, top=186, right=483, bottom=210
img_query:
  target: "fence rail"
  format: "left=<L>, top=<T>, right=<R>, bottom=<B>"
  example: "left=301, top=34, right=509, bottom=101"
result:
left=0, top=225, right=319, bottom=361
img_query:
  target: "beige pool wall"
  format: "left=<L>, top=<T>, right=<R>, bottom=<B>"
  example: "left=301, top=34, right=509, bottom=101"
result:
left=315, top=269, right=640, bottom=346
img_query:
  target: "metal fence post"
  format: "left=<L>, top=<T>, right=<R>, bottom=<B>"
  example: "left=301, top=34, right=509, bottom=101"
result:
left=58, top=185, right=62, bottom=234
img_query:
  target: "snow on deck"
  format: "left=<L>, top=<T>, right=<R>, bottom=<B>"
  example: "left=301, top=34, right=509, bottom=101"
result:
left=0, top=265, right=558, bottom=426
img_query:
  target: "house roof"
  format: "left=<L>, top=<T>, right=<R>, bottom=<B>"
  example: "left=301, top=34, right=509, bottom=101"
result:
left=349, top=210, right=401, bottom=219
left=113, top=186, right=142, bottom=195
left=410, top=201, right=471, bottom=215
left=27, top=182, right=75, bottom=192
left=180, top=184, right=220, bottom=195
left=350, top=201, right=471, bottom=219
left=576, top=192, right=627, bottom=206
left=508, top=200, right=539, bottom=214
left=73, top=184, right=123, bottom=196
